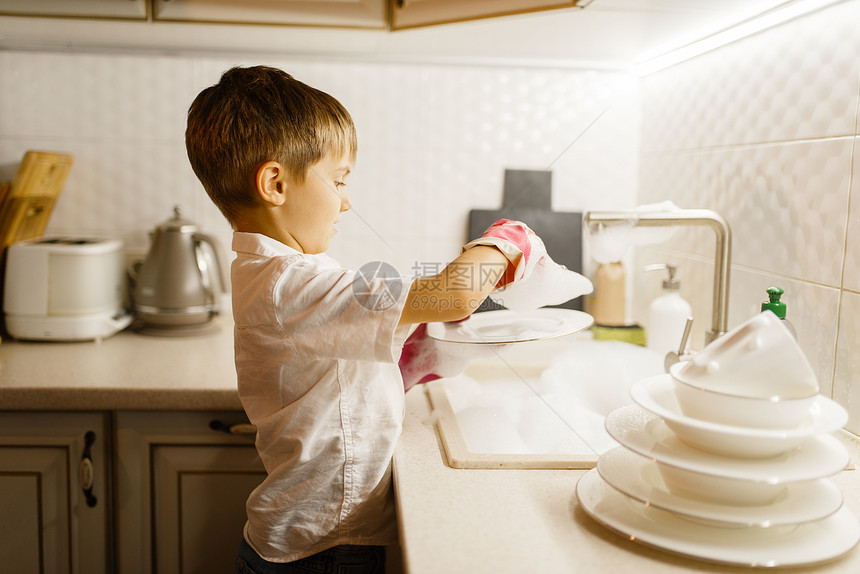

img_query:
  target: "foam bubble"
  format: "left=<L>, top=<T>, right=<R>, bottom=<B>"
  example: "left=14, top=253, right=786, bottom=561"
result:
left=442, top=340, right=664, bottom=456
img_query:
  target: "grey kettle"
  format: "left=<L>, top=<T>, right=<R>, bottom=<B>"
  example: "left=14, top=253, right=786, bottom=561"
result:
left=132, top=206, right=226, bottom=331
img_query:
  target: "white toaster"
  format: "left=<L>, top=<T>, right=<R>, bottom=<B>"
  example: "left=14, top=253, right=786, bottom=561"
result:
left=3, top=237, right=133, bottom=341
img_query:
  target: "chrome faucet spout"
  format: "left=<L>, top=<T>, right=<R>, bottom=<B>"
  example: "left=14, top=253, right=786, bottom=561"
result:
left=583, top=208, right=732, bottom=345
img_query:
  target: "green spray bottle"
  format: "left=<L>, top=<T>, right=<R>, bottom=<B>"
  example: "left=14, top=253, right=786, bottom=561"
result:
left=761, top=287, right=797, bottom=338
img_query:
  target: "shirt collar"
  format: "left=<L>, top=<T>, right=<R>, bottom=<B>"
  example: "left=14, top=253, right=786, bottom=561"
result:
left=232, top=231, right=300, bottom=258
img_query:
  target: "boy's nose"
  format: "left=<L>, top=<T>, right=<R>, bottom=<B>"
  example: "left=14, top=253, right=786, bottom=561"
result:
left=340, top=194, right=352, bottom=212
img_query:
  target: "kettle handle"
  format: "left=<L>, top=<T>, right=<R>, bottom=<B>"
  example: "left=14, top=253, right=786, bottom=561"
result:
left=193, top=233, right=229, bottom=296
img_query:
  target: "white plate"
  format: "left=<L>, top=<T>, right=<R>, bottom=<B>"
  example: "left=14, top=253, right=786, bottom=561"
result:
left=576, top=469, right=860, bottom=567
left=426, top=309, right=593, bottom=344
left=604, top=405, right=849, bottom=483
left=597, top=446, right=843, bottom=527
left=630, top=375, right=848, bottom=458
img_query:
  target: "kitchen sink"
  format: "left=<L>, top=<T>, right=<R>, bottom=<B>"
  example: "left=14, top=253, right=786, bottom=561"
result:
left=426, top=335, right=664, bottom=469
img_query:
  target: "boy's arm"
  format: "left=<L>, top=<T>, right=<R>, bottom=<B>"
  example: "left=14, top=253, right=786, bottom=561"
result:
left=399, top=245, right=508, bottom=325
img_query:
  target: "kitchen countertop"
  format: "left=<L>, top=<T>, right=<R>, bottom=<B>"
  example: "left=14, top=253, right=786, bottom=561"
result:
left=6, top=316, right=860, bottom=573
left=393, top=381, right=860, bottom=574
left=0, top=314, right=240, bottom=411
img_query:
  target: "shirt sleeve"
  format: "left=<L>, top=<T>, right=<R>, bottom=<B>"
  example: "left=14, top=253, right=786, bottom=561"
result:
left=274, top=259, right=413, bottom=363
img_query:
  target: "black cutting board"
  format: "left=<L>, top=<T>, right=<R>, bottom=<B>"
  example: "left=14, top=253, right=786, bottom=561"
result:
left=468, top=170, right=583, bottom=312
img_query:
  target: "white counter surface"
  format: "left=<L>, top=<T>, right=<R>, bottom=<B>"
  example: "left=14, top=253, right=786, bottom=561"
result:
left=6, top=319, right=860, bottom=573
left=0, top=316, right=240, bottom=410
left=394, top=382, right=860, bottom=574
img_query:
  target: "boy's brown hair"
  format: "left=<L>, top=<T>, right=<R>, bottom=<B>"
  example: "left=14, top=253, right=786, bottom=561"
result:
left=185, top=66, right=357, bottom=226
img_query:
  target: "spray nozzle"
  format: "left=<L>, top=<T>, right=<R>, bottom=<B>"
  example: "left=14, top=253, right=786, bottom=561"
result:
left=645, top=263, right=681, bottom=290
left=761, top=286, right=787, bottom=318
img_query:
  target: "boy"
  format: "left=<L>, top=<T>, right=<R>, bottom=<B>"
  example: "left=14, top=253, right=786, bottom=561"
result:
left=186, top=66, right=541, bottom=573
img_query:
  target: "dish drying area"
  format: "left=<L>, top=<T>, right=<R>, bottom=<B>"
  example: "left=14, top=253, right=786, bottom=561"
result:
left=397, top=225, right=860, bottom=570
left=396, top=388, right=860, bottom=573
left=396, top=309, right=860, bottom=572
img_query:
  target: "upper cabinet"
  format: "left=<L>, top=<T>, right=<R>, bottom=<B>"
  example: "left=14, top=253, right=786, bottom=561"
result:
left=153, top=0, right=387, bottom=29
left=0, top=0, right=595, bottom=62
left=390, top=0, right=587, bottom=30
left=0, top=0, right=587, bottom=30
left=153, top=0, right=584, bottom=29
left=0, top=0, right=147, bottom=20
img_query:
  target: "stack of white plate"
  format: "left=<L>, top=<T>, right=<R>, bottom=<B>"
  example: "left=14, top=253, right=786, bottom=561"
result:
left=576, top=312, right=860, bottom=567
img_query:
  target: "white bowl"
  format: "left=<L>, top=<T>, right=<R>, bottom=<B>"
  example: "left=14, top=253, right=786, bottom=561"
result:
left=629, top=376, right=849, bottom=458
left=656, top=461, right=787, bottom=506
left=670, top=363, right=816, bottom=430
left=674, top=312, right=818, bottom=400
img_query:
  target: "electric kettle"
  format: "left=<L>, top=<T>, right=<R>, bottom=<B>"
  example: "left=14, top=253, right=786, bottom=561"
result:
left=132, top=206, right=226, bottom=331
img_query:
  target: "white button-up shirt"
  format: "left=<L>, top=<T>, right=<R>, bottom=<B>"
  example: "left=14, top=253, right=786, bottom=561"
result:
left=231, top=232, right=412, bottom=563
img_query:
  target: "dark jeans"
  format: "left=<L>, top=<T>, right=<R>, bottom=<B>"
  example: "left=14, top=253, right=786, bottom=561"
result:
left=236, top=537, right=386, bottom=574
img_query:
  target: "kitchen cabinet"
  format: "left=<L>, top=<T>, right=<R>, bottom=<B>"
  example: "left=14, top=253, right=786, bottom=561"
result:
left=153, top=0, right=387, bottom=29
left=1, top=0, right=585, bottom=30
left=0, top=409, right=263, bottom=573
left=115, top=410, right=265, bottom=574
left=0, top=0, right=147, bottom=20
left=389, top=0, right=588, bottom=30
left=0, top=411, right=111, bottom=574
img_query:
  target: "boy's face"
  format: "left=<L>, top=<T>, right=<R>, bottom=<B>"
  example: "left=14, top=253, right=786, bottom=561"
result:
left=282, top=151, right=352, bottom=254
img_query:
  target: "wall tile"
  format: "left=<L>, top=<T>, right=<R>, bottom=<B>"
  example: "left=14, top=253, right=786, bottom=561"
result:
left=641, top=0, right=860, bottom=153
left=0, top=138, right=198, bottom=244
left=420, top=66, right=637, bottom=201
left=0, top=51, right=196, bottom=142
left=835, top=290, right=860, bottom=433
left=1, top=51, right=638, bottom=286
left=844, top=136, right=860, bottom=292
left=639, top=139, right=853, bottom=286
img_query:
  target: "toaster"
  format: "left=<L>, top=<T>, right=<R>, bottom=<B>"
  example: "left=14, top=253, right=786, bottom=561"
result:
left=3, top=237, right=133, bottom=341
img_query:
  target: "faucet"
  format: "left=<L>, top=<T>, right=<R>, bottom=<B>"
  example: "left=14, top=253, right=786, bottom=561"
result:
left=583, top=208, right=732, bottom=346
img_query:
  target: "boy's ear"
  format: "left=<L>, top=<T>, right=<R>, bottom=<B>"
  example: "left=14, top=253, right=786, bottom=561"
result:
left=255, top=161, right=288, bottom=206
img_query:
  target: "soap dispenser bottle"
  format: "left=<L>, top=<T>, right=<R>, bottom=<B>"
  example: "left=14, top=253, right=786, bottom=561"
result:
left=646, top=263, right=692, bottom=356
left=761, top=286, right=797, bottom=338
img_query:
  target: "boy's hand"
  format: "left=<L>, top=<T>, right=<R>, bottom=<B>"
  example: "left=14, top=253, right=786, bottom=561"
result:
left=464, top=218, right=594, bottom=311
left=398, top=321, right=471, bottom=392
left=461, top=219, right=537, bottom=287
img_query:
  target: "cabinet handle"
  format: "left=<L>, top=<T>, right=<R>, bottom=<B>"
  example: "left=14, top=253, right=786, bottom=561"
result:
left=79, top=431, right=98, bottom=508
left=209, top=420, right=257, bottom=436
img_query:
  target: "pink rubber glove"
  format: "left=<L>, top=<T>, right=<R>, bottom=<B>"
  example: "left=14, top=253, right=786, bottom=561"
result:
left=399, top=322, right=473, bottom=392
left=466, top=219, right=594, bottom=311
left=461, top=219, right=536, bottom=287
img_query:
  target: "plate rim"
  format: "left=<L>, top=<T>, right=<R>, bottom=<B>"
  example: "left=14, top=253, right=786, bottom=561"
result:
left=425, top=308, right=593, bottom=344
left=596, top=446, right=843, bottom=527
left=576, top=468, right=860, bottom=568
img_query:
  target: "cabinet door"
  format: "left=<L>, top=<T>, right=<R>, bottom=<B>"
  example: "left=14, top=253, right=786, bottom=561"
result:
left=153, top=444, right=266, bottom=572
left=114, top=411, right=265, bottom=574
left=0, top=0, right=147, bottom=19
left=390, top=0, right=588, bottom=30
left=0, top=412, right=110, bottom=574
left=154, top=0, right=386, bottom=29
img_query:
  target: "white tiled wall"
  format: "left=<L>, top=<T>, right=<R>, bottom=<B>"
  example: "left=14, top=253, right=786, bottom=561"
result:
left=636, top=0, right=860, bottom=430
left=0, top=52, right=637, bottom=277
